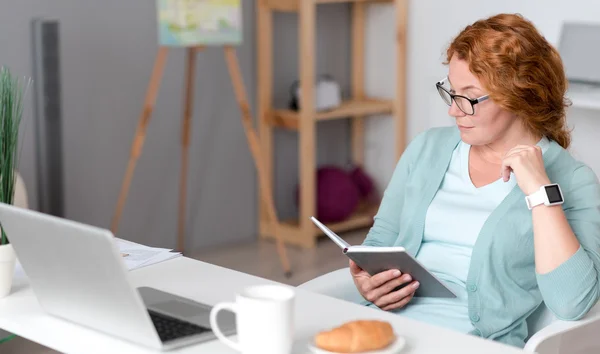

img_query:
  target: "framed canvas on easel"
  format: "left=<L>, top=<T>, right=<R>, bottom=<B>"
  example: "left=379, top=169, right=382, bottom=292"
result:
left=111, top=0, right=291, bottom=275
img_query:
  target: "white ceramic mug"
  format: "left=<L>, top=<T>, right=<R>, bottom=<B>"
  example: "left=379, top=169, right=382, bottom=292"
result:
left=209, top=284, right=295, bottom=354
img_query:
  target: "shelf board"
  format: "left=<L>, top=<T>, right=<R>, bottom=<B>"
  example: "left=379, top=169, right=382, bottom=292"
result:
left=286, top=201, right=377, bottom=233
left=313, top=202, right=378, bottom=235
left=264, top=0, right=393, bottom=12
left=259, top=202, right=378, bottom=248
left=268, top=98, right=393, bottom=130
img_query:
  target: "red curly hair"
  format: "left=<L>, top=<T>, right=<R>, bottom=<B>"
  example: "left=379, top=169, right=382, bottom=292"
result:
left=446, top=13, right=571, bottom=148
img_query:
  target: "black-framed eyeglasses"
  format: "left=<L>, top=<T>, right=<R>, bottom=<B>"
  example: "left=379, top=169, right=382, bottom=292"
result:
left=436, top=77, right=489, bottom=115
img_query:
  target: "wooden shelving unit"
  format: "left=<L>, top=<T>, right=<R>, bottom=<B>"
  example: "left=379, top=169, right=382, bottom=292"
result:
left=257, top=0, right=407, bottom=248
left=269, top=99, right=394, bottom=130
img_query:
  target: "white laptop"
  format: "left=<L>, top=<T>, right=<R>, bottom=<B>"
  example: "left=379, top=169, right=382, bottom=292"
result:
left=0, top=203, right=236, bottom=351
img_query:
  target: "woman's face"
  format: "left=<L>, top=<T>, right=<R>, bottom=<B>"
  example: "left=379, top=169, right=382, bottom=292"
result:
left=447, top=55, right=520, bottom=146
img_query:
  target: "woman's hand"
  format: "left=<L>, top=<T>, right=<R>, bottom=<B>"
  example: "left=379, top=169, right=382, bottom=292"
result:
left=501, top=145, right=551, bottom=195
left=349, top=259, right=419, bottom=311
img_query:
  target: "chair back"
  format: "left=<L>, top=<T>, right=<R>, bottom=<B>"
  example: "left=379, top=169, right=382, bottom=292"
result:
left=526, top=303, right=556, bottom=341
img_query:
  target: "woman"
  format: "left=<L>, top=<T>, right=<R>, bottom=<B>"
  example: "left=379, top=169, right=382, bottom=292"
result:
left=350, top=13, right=600, bottom=348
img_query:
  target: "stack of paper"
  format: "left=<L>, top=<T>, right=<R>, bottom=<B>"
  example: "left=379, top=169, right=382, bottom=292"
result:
left=13, top=239, right=181, bottom=281
left=116, top=238, right=182, bottom=271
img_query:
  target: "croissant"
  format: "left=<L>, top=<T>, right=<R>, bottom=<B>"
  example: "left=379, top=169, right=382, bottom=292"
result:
left=314, top=320, right=395, bottom=353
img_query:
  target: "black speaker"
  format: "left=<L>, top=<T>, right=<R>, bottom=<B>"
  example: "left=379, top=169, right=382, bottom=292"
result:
left=31, top=18, right=64, bottom=217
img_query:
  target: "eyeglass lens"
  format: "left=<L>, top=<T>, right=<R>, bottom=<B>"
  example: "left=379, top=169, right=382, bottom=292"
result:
left=437, top=86, right=474, bottom=115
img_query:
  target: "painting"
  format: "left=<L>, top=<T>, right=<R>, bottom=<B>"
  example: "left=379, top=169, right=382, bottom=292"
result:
left=156, top=0, right=242, bottom=46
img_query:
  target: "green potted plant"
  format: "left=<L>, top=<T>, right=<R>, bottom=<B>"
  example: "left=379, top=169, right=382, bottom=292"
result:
left=0, top=66, right=28, bottom=299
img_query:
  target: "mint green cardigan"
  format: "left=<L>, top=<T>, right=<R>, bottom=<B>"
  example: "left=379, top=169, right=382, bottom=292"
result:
left=362, top=126, right=600, bottom=347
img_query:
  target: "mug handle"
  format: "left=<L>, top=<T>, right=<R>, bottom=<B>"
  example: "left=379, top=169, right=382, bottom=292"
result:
left=210, top=302, right=241, bottom=352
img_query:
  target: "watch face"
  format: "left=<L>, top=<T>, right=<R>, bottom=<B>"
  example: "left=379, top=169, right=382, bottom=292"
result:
left=545, top=184, right=564, bottom=203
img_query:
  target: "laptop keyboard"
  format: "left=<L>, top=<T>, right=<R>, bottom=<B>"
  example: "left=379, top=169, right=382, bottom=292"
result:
left=148, top=309, right=211, bottom=343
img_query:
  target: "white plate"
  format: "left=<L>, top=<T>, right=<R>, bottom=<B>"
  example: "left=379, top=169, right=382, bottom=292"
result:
left=307, top=336, right=406, bottom=354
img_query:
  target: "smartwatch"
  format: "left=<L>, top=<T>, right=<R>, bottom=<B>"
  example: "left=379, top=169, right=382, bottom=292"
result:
left=525, top=183, right=564, bottom=210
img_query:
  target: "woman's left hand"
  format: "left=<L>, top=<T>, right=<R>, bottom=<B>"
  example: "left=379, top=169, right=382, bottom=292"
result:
left=501, top=145, right=551, bottom=195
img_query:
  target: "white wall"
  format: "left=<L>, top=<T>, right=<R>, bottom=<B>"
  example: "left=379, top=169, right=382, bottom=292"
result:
left=1, top=1, right=354, bottom=251
left=363, top=0, right=600, bottom=191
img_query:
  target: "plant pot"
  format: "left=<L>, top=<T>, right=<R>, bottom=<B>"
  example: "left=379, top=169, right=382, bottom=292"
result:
left=0, top=244, right=16, bottom=298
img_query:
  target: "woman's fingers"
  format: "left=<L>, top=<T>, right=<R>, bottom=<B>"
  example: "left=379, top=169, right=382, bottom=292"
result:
left=500, top=145, right=536, bottom=182
left=374, top=280, right=420, bottom=309
left=381, top=291, right=415, bottom=311
left=501, top=158, right=513, bottom=182
left=349, top=259, right=363, bottom=275
left=360, top=269, right=402, bottom=302
left=369, top=268, right=402, bottom=289
left=368, top=273, right=412, bottom=302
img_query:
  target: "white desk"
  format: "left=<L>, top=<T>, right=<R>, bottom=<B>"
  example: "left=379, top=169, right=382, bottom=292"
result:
left=0, top=257, right=526, bottom=354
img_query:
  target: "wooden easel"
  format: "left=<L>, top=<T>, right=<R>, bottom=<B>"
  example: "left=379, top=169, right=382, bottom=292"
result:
left=110, top=45, right=292, bottom=276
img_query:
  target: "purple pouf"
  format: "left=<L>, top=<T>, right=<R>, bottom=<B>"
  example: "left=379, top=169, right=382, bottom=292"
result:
left=350, top=165, right=378, bottom=203
left=296, top=166, right=360, bottom=223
